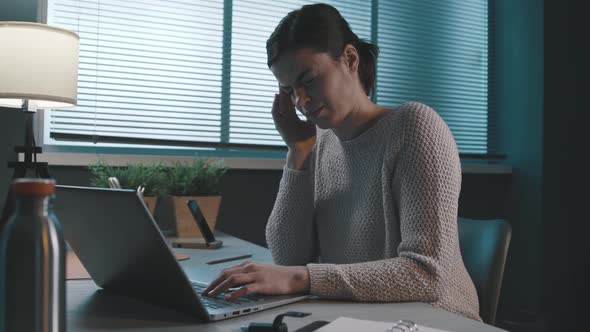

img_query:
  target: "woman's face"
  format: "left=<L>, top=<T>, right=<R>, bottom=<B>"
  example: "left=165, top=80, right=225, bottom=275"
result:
left=270, top=47, right=359, bottom=129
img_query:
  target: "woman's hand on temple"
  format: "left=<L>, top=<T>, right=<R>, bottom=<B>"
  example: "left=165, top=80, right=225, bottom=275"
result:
left=272, top=89, right=317, bottom=170
left=201, top=261, right=310, bottom=300
left=272, top=89, right=316, bottom=150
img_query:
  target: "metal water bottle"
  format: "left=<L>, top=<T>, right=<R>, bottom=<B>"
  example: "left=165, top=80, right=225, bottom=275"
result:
left=0, top=179, right=65, bottom=332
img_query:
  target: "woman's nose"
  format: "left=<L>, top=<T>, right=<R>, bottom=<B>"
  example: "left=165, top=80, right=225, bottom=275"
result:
left=294, top=88, right=311, bottom=113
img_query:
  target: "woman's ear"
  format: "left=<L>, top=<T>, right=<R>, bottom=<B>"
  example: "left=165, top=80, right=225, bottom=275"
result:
left=341, top=44, right=359, bottom=74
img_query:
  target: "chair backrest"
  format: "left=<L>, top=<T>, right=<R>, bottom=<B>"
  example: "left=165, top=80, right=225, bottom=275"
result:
left=457, top=218, right=512, bottom=325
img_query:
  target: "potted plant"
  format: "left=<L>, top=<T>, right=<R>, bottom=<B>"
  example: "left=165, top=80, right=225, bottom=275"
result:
left=159, top=159, right=228, bottom=239
left=88, top=159, right=228, bottom=238
left=88, top=161, right=167, bottom=215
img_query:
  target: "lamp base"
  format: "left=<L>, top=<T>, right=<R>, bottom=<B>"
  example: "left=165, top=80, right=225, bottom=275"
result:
left=8, top=161, right=51, bottom=178
left=0, top=107, right=52, bottom=228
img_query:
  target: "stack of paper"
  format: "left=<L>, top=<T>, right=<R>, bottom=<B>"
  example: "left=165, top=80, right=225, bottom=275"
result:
left=316, top=317, right=452, bottom=332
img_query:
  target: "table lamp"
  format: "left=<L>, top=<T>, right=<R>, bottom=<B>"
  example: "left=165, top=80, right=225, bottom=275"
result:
left=0, top=21, right=79, bottom=223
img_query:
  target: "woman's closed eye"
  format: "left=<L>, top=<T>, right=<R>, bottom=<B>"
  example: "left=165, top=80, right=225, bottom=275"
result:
left=280, top=86, right=294, bottom=96
left=280, top=77, right=315, bottom=95
left=302, top=77, right=315, bottom=86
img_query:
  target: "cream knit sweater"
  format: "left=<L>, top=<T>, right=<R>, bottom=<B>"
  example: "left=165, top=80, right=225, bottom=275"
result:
left=265, top=102, right=481, bottom=321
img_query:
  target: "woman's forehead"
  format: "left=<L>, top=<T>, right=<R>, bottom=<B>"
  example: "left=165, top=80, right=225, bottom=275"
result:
left=270, top=49, right=331, bottom=85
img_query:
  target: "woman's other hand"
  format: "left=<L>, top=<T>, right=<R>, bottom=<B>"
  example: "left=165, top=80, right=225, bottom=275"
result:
left=272, top=89, right=316, bottom=170
left=201, top=261, right=310, bottom=300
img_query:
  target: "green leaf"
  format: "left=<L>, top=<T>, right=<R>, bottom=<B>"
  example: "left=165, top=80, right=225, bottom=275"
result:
left=87, top=158, right=228, bottom=196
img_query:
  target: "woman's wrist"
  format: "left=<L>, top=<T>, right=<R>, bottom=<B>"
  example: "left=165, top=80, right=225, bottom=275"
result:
left=290, top=266, right=310, bottom=294
left=286, top=138, right=315, bottom=171
left=286, top=150, right=310, bottom=171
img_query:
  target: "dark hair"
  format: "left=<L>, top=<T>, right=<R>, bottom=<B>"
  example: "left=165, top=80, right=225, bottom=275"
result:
left=266, top=3, right=379, bottom=97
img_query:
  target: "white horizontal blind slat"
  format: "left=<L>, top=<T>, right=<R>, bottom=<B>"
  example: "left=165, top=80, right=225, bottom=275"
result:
left=47, top=0, right=225, bottom=144
left=377, top=0, right=488, bottom=154
left=46, top=0, right=489, bottom=154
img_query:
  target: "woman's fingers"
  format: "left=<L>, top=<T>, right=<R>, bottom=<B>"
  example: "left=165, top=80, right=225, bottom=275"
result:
left=273, top=92, right=296, bottom=121
left=271, top=93, right=280, bottom=116
left=201, top=275, right=225, bottom=296
left=202, top=261, right=256, bottom=296
left=271, top=94, right=285, bottom=122
left=202, top=264, right=246, bottom=295
left=225, top=283, right=261, bottom=300
left=207, top=272, right=257, bottom=299
left=280, top=89, right=295, bottom=112
left=271, top=89, right=316, bottom=149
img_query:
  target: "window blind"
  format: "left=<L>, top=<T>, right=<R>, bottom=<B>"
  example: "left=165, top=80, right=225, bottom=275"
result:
left=376, top=0, right=489, bottom=154
left=46, top=0, right=225, bottom=144
left=45, top=0, right=490, bottom=155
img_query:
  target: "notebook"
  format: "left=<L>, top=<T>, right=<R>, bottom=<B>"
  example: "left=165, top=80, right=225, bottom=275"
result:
left=53, top=185, right=309, bottom=321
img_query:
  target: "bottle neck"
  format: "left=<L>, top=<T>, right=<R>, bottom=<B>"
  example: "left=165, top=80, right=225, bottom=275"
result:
left=15, top=196, right=51, bottom=218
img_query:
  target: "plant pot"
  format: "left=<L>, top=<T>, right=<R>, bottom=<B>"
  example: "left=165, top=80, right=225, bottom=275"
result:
left=142, top=196, right=157, bottom=216
left=150, top=195, right=178, bottom=237
left=173, top=195, right=221, bottom=239
left=142, top=195, right=177, bottom=236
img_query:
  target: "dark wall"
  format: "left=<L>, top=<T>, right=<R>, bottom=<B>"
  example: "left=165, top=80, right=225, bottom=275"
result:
left=493, top=1, right=544, bottom=329
left=0, top=108, right=25, bottom=219
left=542, top=0, right=588, bottom=330
left=493, top=1, right=590, bottom=331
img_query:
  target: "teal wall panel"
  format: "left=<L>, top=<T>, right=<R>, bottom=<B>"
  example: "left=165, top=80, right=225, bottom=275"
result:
left=493, top=0, right=544, bottom=328
left=0, top=0, right=38, bottom=21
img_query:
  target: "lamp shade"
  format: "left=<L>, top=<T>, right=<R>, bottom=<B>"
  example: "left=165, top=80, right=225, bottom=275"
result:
left=0, top=21, right=79, bottom=109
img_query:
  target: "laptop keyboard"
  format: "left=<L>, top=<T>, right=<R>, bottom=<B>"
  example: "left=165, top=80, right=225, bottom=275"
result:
left=191, top=281, right=264, bottom=310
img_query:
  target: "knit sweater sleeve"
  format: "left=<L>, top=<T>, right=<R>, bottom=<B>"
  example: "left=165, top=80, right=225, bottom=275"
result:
left=265, top=161, right=317, bottom=266
left=306, top=103, right=462, bottom=303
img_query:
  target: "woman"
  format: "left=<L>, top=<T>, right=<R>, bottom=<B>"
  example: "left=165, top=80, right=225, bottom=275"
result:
left=203, top=3, right=480, bottom=321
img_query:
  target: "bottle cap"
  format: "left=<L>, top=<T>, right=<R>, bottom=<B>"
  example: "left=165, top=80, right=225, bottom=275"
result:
left=11, top=178, right=56, bottom=196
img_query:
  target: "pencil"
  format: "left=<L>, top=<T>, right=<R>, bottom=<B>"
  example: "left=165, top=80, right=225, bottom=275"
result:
left=206, top=254, right=253, bottom=265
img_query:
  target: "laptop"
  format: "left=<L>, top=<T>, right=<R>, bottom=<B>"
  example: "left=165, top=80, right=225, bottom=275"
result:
left=53, top=185, right=309, bottom=321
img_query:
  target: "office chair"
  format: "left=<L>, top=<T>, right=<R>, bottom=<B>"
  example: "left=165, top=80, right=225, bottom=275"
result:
left=457, top=218, right=512, bottom=325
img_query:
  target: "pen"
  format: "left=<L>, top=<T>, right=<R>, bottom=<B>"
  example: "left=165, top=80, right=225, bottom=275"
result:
left=206, top=254, right=253, bottom=265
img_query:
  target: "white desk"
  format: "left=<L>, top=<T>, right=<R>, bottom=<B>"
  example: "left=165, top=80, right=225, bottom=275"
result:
left=66, top=233, right=506, bottom=332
